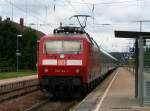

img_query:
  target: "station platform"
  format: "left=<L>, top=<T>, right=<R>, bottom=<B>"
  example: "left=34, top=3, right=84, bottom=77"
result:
left=73, top=68, right=150, bottom=111
left=0, top=75, right=37, bottom=85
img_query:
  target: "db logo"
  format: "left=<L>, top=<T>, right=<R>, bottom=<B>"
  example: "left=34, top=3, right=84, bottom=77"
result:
left=58, top=60, right=66, bottom=65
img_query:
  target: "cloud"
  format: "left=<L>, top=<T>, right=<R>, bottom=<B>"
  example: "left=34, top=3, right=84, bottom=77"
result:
left=0, top=0, right=149, bottom=52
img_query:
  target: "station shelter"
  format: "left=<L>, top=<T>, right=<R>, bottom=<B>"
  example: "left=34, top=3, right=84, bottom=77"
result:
left=115, top=31, right=150, bottom=106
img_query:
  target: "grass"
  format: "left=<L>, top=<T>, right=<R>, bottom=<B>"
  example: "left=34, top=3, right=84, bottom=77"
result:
left=0, top=70, right=37, bottom=79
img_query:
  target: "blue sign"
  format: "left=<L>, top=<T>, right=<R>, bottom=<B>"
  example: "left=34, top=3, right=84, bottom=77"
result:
left=129, top=47, right=135, bottom=53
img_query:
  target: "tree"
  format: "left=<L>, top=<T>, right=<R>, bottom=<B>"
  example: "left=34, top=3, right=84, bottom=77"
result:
left=0, top=19, right=38, bottom=70
left=0, top=20, right=20, bottom=68
left=20, top=28, right=38, bottom=70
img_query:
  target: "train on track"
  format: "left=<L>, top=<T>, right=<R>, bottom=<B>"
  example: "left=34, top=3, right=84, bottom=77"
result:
left=37, top=26, right=118, bottom=98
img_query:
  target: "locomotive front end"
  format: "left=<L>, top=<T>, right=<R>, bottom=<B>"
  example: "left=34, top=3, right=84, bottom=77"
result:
left=38, top=35, right=87, bottom=97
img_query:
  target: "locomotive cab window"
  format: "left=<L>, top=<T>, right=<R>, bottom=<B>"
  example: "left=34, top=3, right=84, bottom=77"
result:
left=44, top=40, right=83, bottom=54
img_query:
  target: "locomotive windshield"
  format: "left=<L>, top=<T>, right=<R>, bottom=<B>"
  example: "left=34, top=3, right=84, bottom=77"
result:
left=44, top=40, right=83, bottom=54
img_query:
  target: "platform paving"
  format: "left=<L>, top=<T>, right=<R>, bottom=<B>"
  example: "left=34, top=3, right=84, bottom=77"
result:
left=72, top=68, right=150, bottom=111
left=0, top=75, right=37, bottom=85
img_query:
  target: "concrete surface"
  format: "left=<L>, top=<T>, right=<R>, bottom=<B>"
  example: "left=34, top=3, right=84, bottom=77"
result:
left=0, top=75, right=37, bottom=85
left=73, top=68, right=150, bottom=111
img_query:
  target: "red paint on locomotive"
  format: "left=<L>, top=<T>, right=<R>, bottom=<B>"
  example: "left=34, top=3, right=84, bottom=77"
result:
left=37, top=26, right=117, bottom=97
left=38, top=34, right=100, bottom=83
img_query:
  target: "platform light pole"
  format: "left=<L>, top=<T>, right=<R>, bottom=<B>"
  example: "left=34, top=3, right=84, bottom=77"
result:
left=16, top=34, right=22, bottom=72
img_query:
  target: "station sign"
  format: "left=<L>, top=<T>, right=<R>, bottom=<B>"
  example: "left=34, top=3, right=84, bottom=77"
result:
left=16, top=52, right=21, bottom=56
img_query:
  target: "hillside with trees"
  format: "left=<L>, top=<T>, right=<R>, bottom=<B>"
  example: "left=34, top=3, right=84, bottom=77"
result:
left=0, top=18, right=44, bottom=70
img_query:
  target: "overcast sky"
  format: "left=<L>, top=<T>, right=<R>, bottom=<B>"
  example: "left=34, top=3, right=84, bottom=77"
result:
left=0, top=0, right=149, bottom=52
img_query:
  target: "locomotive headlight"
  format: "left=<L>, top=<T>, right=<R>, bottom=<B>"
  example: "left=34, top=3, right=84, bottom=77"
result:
left=60, top=54, right=64, bottom=58
left=75, top=69, right=80, bottom=73
left=44, top=68, right=48, bottom=73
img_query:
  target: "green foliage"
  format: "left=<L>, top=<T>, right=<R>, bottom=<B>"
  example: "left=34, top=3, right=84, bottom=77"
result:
left=21, top=28, right=38, bottom=69
left=0, top=20, right=38, bottom=70
left=0, top=70, right=36, bottom=79
left=0, top=20, right=20, bottom=68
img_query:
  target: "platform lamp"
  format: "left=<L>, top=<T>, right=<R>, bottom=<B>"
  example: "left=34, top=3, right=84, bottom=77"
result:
left=16, top=34, right=22, bottom=72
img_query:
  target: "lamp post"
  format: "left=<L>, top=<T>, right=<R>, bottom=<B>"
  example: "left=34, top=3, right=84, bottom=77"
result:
left=16, top=34, right=22, bottom=72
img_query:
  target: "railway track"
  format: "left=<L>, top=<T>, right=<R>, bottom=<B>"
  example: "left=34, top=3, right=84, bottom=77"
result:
left=0, top=76, right=78, bottom=111
left=0, top=78, right=39, bottom=102
left=24, top=69, right=116, bottom=111
left=25, top=99, right=78, bottom=111
left=0, top=69, right=116, bottom=111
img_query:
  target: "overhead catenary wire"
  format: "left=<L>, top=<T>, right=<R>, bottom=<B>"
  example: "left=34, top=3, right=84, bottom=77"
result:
left=65, top=0, right=114, bottom=33
left=64, top=1, right=138, bottom=32
left=2, top=0, right=145, bottom=35
left=10, top=0, right=14, bottom=21
left=81, top=0, right=92, bottom=12
left=65, top=0, right=80, bottom=14
left=65, top=0, right=93, bottom=29
left=5, top=0, right=53, bottom=27
left=25, top=0, right=28, bottom=24
left=56, top=0, right=144, bottom=6
left=95, top=0, right=144, bottom=5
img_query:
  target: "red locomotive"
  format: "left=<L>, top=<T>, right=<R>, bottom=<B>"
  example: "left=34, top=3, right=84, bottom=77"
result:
left=37, top=26, right=117, bottom=98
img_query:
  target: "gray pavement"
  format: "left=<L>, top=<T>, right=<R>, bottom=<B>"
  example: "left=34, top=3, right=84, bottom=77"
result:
left=0, top=75, right=37, bottom=85
left=100, top=68, right=138, bottom=111
left=73, top=68, right=150, bottom=111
